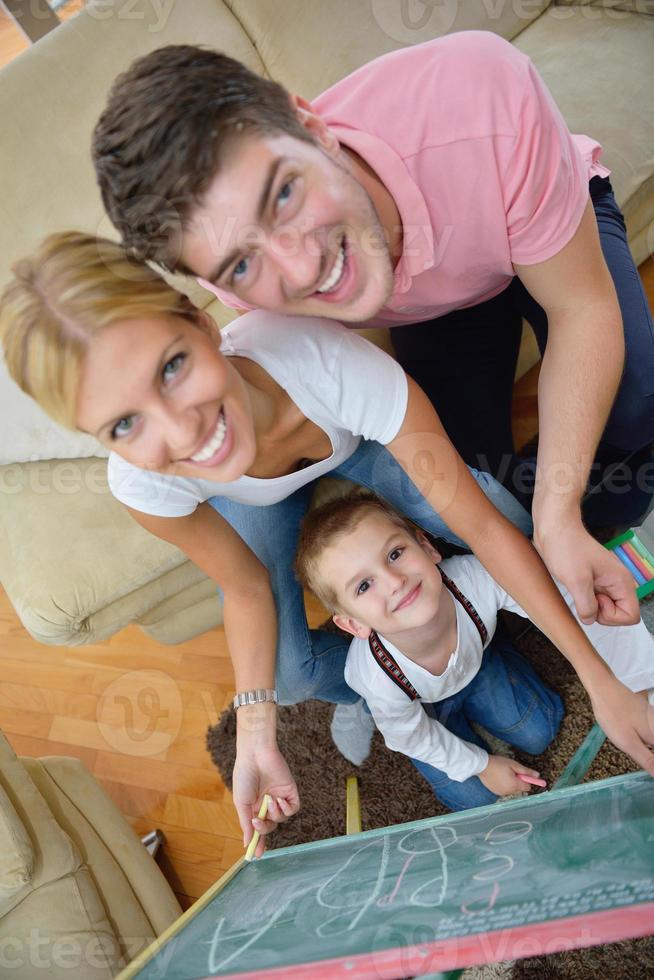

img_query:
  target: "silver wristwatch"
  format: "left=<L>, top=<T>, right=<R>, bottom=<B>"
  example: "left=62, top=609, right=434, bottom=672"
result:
left=233, top=688, right=278, bottom=710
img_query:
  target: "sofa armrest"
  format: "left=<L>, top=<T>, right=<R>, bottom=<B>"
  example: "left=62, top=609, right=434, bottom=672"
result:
left=0, top=782, right=33, bottom=894
left=23, top=757, right=181, bottom=955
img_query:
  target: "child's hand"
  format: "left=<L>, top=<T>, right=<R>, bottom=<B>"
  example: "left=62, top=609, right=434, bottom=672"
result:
left=479, top=755, right=543, bottom=797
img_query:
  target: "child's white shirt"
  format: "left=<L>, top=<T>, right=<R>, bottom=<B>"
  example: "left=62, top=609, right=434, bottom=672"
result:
left=344, top=554, right=654, bottom=782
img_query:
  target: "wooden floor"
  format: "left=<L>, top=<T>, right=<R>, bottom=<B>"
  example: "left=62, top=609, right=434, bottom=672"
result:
left=1, top=6, right=653, bottom=912
left=0, top=576, right=330, bottom=910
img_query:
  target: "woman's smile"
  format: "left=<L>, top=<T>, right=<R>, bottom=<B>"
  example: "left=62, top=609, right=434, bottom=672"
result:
left=184, top=406, right=230, bottom=466
left=76, top=313, right=258, bottom=483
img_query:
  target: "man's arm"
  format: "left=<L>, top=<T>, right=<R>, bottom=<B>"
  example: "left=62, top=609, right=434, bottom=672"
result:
left=514, top=198, right=638, bottom=626
left=386, top=376, right=654, bottom=775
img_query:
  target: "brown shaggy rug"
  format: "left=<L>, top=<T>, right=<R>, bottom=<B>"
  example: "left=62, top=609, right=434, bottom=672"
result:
left=206, top=617, right=654, bottom=979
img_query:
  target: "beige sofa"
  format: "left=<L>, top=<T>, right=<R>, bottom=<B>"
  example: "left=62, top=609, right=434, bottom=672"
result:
left=0, top=729, right=181, bottom=978
left=1, top=0, right=653, bottom=646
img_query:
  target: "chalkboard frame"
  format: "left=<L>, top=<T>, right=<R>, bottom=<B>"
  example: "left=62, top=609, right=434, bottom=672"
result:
left=117, top=770, right=654, bottom=980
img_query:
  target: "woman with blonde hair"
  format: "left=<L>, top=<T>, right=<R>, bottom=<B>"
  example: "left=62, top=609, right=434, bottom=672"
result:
left=2, top=232, right=652, bottom=852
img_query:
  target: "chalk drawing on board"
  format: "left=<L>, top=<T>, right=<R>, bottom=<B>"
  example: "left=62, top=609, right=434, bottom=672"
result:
left=405, top=826, right=457, bottom=908
left=118, top=772, right=654, bottom=980
left=316, top=837, right=391, bottom=937
left=484, top=821, right=533, bottom=845
left=473, top=853, right=515, bottom=881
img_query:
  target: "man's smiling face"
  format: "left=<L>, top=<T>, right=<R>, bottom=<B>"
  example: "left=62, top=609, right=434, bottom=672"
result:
left=179, top=130, right=396, bottom=323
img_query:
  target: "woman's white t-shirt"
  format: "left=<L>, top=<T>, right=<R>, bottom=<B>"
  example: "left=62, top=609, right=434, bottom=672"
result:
left=107, top=311, right=408, bottom=517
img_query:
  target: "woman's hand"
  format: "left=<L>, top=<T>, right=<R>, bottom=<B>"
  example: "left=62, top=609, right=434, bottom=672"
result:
left=586, top=674, right=654, bottom=776
left=534, top=517, right=639, bottom=627
left=479, top=755, right=543, bottom=797
left=232, top=744, right=300, bottom=858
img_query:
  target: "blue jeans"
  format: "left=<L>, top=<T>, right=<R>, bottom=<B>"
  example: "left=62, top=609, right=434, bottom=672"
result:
left=391, top=177, right=654, bottom=526
left=208, top=440, right=532, bottom=705
left=412, top=640, right=564, bottom=812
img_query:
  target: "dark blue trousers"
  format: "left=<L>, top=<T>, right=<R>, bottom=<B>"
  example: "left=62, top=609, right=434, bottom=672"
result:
left=391, top=178, right=654, bottom=527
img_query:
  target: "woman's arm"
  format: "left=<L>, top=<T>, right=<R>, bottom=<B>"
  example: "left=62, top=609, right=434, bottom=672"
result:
left=126, top=502, right=299, bottom=855
left=386, top=377, right=654, bottom=775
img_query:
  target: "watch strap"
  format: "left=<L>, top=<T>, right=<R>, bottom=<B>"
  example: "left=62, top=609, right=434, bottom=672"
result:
left=233, top=688, right=278, bottom=710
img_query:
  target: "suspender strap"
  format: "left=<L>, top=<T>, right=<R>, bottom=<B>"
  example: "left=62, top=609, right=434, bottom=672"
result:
left=368, top=631, right=420, bottom=701
left=438, top=567, right=488, bottom=646
left=367, top=566, right=488, bottom=701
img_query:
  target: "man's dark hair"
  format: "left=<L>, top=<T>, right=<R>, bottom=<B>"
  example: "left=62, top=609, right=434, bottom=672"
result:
left=92, top=45, right=314, bottom=270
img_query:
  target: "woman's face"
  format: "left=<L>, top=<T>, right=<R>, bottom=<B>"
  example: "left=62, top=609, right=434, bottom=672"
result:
left=76, top=313, right=257, bottom=481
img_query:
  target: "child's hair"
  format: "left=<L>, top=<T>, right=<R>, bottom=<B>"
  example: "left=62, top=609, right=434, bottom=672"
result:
left=0, top=231, right=214, bottom=430
left=295, top=491, right=415, bottom=612
left=92, top=45, right=314, bottom=270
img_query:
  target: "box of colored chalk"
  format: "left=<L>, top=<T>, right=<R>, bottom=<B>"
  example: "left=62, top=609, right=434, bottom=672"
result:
left=604, top=520, right=654, bottom=600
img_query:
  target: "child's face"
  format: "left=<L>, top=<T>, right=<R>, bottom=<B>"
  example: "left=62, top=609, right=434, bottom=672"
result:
left=75, top=313, right=257, bottom=481
left=319, top=512, right=445, bottom=641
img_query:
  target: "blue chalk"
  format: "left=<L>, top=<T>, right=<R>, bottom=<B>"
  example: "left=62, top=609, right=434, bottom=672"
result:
left=614, top=544, right=647, bottom=585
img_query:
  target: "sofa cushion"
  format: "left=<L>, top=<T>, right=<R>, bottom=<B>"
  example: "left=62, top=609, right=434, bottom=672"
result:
left=0, top=367, right=108, bottom=466
left=557, top=0, right=647, bottom=8
left=0, top=733, right=80, bottom=918
left=513, top=5, right=654, bottom=265
left=0, top=782, right=33, bottom=894
left=0, top=733, right=181, bottom=977
left=225, top=0, right=550, bottom=97
left=0, top=458, right=222, bottom=644
left=29, top=756, right=181, bottom=943
left=0, top=871, right=123, bottom=978
left=136, top=576, right=223, bottom=644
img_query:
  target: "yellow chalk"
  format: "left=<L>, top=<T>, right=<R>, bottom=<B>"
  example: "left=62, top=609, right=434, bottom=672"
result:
left=244, top=793, right=272, bottom=861
left=345, top=776, right=361, bottom=835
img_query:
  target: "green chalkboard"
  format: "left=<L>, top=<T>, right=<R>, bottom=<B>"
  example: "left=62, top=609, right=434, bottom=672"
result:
left=125, top=771, right=654, bottom=979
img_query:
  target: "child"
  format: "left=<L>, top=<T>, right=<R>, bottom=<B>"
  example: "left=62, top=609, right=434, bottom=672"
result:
left=296, top=493, right=654, bottom=810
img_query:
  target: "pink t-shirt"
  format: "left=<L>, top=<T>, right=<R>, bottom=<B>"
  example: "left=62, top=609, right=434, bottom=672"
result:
left=205, top=31, right=609, bottom=327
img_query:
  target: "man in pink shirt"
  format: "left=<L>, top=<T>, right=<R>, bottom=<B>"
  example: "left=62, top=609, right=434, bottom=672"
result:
left=94, top=33, right=650, bottom=647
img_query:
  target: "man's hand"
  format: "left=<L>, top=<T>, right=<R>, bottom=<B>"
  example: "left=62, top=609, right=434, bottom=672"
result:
left=232, top=745, right=300, bottom=858
left=534, top=519, right=639, bottom=626
left=479, top=755, right=543, bottom=797
left=587, top=675, right=654, bottom=777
